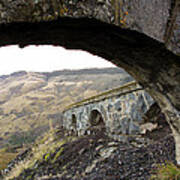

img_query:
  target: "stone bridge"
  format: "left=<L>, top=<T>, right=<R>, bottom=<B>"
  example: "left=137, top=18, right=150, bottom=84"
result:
left=0, top=0, right=180, bottom=164
left=63, top=81, right=154, bottom=141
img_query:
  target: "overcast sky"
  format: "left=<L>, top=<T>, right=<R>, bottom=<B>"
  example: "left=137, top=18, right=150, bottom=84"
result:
left=0, top=45, right=116, bottom=76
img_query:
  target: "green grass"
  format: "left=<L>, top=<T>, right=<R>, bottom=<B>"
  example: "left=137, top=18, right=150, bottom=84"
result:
left=4, top=129, right=76, bottom=180
left=8, top=131, right=37, bottom=147
left=151, top=162, right=180, bottom=180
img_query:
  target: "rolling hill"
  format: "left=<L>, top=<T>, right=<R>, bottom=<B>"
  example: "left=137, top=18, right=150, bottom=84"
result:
left=0, top=68, right=133, bottom=149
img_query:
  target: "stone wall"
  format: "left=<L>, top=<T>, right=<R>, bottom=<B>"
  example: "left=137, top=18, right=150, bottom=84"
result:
left=1, top=0, right=180, bottom=54
left=0, top=0, right=180, bottom=165
left=63, top=88, right=154, bottom=141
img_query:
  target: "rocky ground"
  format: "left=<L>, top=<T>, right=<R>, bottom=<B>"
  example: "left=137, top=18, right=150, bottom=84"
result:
left=3, top=117, right=175, bottom=180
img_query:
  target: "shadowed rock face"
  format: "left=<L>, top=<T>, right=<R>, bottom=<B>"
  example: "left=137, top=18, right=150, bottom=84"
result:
left=0, top=0, right=180, bottom=164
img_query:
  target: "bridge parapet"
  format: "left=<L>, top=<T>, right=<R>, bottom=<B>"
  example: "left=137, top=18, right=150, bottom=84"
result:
left=63, top=81, right=141, bottom=112
left=63, top=82, right=154, bottom=141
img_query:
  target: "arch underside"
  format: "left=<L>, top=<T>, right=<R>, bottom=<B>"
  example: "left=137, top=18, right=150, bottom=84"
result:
left=88, top=109, right=106, bottom=134
left=0, top=17, right=180, bottom=164
left=0, top=17, right=179, bottom=111
left=89, top=109, right=105, bottom=126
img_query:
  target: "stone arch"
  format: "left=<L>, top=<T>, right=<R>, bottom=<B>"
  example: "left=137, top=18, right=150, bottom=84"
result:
left=89, top=109, right=105, bottom=126
left=88, top=108, right=106, bottom=134
left=0, top=13, right=180, bottom=163
left=71, top=114, right=77, bottom=127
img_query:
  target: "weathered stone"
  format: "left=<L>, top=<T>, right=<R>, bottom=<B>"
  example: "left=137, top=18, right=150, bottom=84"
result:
left=140, top=123, right=158, bottom=134
left=63, top=82, right=154, bottom=140
left=114, top=100, right=121, bottom=111
left=0, top=0, right=180, bottom=164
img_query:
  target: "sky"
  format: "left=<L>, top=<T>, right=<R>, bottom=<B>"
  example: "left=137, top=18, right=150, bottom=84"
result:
left=0, top=45, right=116, bottom=76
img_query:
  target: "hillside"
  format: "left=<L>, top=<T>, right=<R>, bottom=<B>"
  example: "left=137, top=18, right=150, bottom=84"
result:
left=2, top=125, right=176, bottom=180
left=0, top=68, right=179, bottom=180
left=0, top=68, right=133, bottom=150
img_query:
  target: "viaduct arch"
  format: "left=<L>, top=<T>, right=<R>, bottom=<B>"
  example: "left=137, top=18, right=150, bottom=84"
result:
left=71, top=114, right=77, bottom=128
left=0, top=0, right=180, bottom=164
left=89, top=109, right=105, bottom=127
left=63, top=82, right=154, bottom=141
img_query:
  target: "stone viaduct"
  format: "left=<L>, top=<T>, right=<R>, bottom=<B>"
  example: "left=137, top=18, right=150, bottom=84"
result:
left=0, top=0, right=180, bottom=164
left=63, top=81, right=154, bottom=141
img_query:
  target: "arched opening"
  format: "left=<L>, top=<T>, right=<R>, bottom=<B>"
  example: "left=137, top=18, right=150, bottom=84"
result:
left=0, top=17, right=179, bottom=164
left=89, top=110, right=104, bottom=126
left=71, top=114, right=77, bottom=127
left=89, top=110, right=106, bottom=134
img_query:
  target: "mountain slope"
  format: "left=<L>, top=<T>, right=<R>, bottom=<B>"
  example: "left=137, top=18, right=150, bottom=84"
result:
left=0, top=68, right=133, bottom=149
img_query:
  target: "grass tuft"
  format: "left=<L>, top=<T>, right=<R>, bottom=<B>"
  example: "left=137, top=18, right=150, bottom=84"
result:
left=4, top=129, right=76, bottom=180
left=151, top=162, right=180, bottom=180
